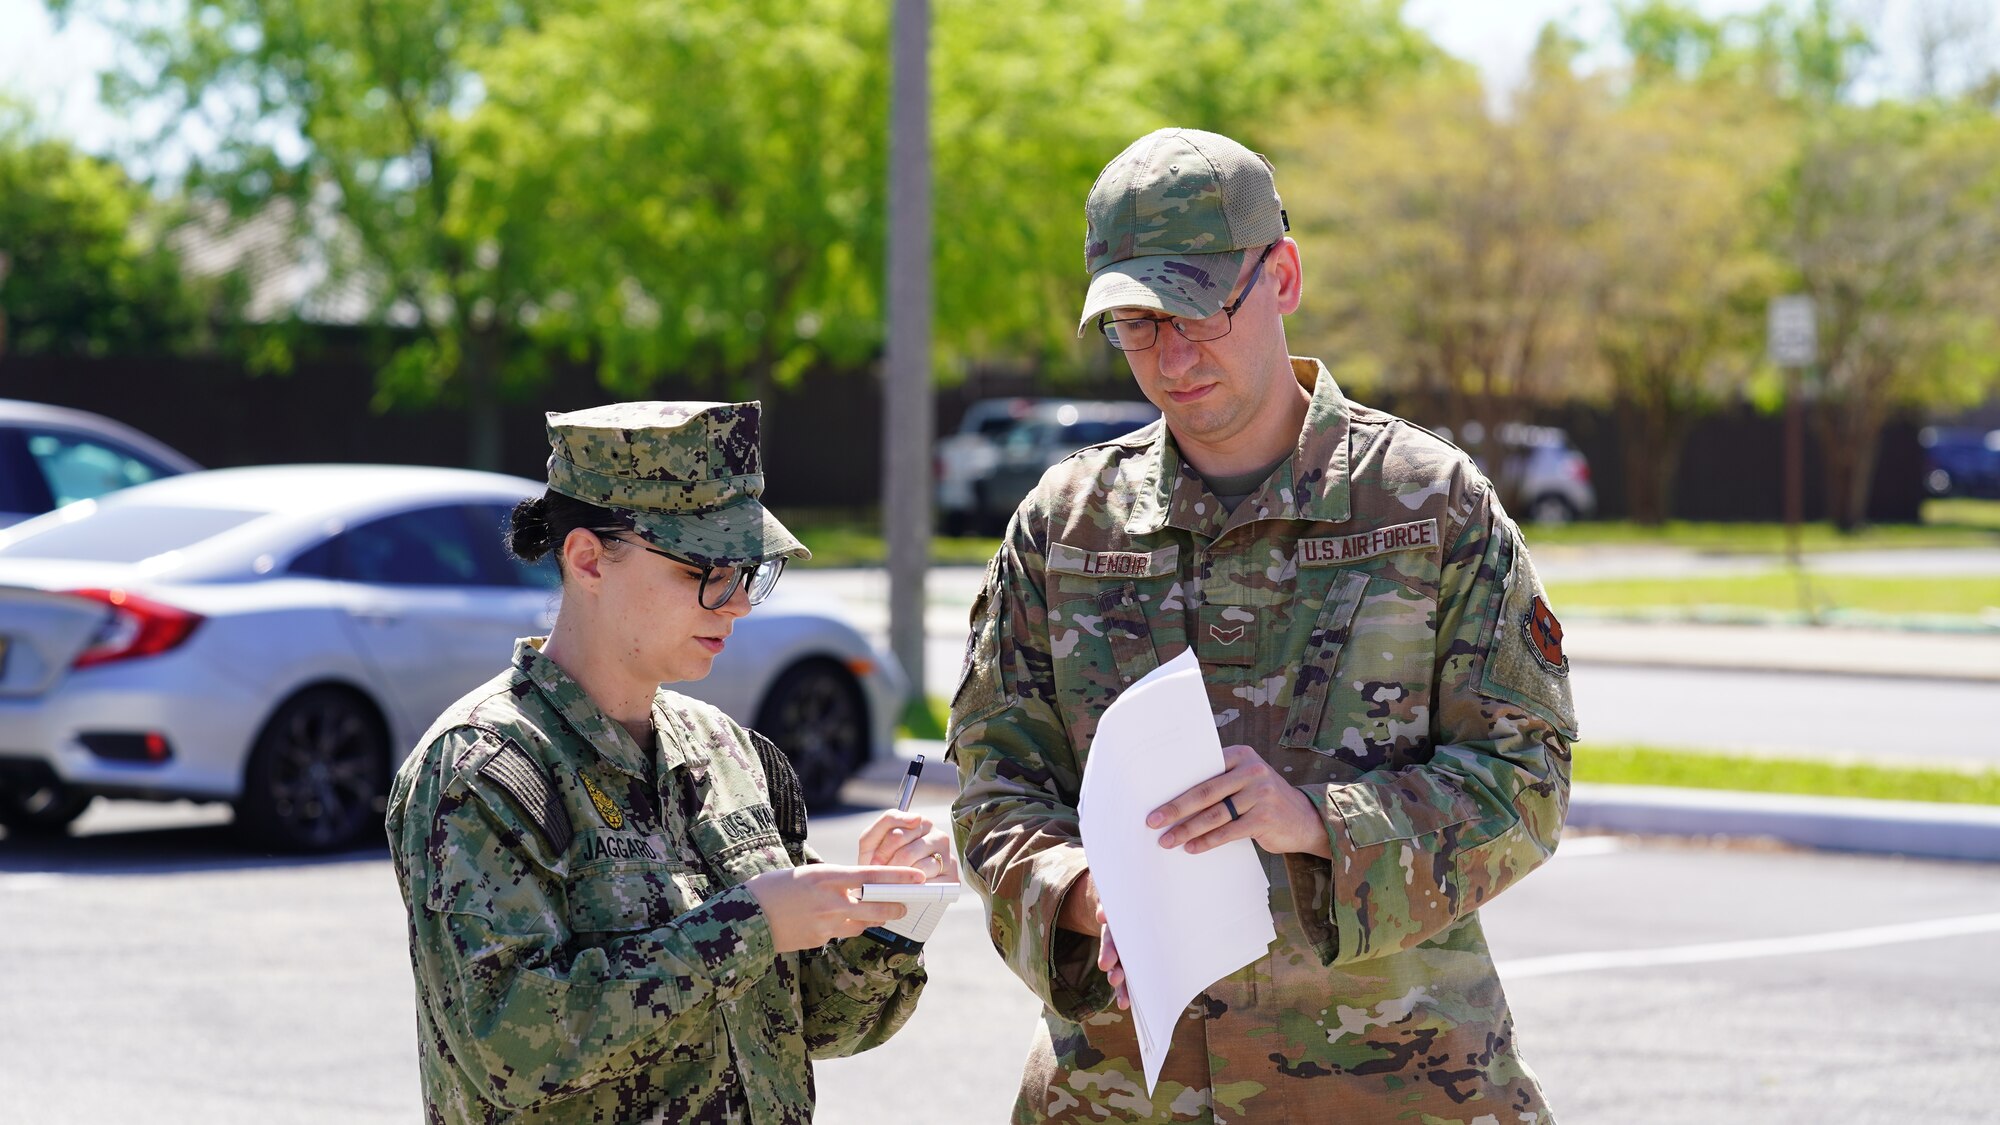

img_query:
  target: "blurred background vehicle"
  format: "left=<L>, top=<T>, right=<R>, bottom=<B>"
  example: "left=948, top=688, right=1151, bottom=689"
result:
left=0, top=465, right=904, bottom=850
left=1437, top=421, right=1598, bottom=525
left=964, top=400, right=1160, bottom=535
left=0, top=400, right=201, bottom=529
left=935, top=397, right=1038, bottom=537
left=1919, top=426, right=2000, bottom=499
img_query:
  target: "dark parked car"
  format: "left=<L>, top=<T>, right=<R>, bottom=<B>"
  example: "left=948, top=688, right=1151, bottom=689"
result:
left=1920, top=426, right=2000, bottom=498
left=968, top=400, right=1160, bottom=533
left=0, top=400, right=201, bottom=528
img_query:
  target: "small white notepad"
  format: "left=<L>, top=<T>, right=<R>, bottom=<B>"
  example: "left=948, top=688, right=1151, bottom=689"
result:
left=857, top=881, right=962, bottom=942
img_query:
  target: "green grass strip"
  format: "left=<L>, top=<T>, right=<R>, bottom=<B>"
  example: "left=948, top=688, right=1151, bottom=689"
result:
left=1578, top=744, right=2000, bottom=806
left=1523, top=512, right=2000, bottom=553
left=897, top=710, right=1998, bottom=806
left=1545, top=572, right=2000, bottom=619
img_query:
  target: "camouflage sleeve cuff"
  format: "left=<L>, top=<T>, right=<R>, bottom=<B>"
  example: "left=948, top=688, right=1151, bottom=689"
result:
left=836, top=931, right=925, bottom=976
left=1283, top=786, right=1341, bottom=965
left=674, top=882, right=777, bottom=1005
left=1040, top=848, right=1116, bottom=1020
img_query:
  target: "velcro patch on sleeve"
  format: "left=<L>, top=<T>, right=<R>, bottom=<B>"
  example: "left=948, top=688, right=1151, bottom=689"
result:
left=1047, top=542, right=1179, bottom=578
left=479, top=741, right=574, bottom=855
left=1296, top=519, right=1439, bottom=567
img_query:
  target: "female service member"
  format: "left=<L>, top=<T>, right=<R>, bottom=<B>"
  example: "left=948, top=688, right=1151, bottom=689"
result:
left=386, top=401, right=955, bottom=1123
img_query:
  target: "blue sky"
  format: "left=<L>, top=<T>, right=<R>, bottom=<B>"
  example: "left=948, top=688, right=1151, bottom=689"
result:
left=2, top=0, right=1993, bottom=155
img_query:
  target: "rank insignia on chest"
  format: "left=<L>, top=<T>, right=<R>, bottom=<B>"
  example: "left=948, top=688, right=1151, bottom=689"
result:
left=1196, top=603, right=1257, bottom=666
left=1522, top=596, right=1568, bottom=676
left=579, top=774, right=626, bottom=829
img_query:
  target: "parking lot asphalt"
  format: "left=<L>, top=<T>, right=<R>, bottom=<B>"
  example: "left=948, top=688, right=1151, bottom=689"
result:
left=3, top=796, right=1992, bottom=1125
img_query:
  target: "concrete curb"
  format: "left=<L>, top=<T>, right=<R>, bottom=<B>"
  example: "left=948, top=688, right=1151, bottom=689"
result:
left=874, top=744, right=2000, bottom=864
left=1569, top=783, right=2000, bottom=863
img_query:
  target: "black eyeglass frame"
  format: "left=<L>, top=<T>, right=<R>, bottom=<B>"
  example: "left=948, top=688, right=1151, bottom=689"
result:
left=622, top=537, right=786, bottom=609
left=1097, top=240, right=1283, bottom=352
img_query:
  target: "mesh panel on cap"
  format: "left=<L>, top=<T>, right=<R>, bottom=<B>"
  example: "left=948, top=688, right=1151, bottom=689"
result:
left=1185, top=132, right=1284, bottom=249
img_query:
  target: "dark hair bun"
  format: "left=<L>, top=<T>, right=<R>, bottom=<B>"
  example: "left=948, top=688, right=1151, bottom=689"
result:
left=508, top=496, right=554, bottom=562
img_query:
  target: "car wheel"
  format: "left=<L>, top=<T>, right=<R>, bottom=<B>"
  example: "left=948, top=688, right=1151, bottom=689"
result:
left=942, top=508, right=971, bottom=538
left=1925, top=469, right=1953, bottom=497
left=755, top=659, right=868, bottom=811
left=0, top=781, right=93, bottom=835
left=236, top=686, right=389, bottom=853
left=1526, top=494, right=1579, bottom=525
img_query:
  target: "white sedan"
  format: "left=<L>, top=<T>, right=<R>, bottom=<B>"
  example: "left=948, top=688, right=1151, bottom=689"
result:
left=0, top=465, right=906, bottom=850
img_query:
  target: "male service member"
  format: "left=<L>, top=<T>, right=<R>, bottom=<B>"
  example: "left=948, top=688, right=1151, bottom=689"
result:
left=949, top=127, right=1576, bottom=1123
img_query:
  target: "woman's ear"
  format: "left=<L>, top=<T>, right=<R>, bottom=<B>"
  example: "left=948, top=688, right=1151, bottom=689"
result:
left=560, top=528, right=607, bottom=588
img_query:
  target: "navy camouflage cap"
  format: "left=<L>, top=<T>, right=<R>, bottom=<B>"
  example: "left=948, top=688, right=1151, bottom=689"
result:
left=1079, top=127, right=1287, bottom=333
left=544, top=401, right=809, bottom=568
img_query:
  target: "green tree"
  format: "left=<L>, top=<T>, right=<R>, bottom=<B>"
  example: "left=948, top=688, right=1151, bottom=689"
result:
left=56, top=0, right=549, bottom=467
left=1778, top=103, right=2000, bottom=528
left=0, top=103, right=195, bottom=359
left=60, top=0, right=1432, bottom=452
left=1280, top=57, right=1616, bottom=503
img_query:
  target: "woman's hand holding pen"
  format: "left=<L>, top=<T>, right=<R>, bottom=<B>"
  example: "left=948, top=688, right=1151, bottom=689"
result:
left=856, top=811, right=958, bottom=882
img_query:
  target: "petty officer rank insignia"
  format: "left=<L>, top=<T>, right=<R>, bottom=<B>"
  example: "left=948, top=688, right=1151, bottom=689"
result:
left=579, top=773, right=626, bottom=829
left=1296, top=518, right=1439, bottom=566
left=1523, top=596, right=1568, bottom=676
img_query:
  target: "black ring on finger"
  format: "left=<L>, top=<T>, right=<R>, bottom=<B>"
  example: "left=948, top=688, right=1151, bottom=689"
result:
left=1223, top=795, right=1241, bottom=821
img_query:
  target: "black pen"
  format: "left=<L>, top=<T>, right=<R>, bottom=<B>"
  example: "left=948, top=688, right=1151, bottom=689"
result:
left=896, top=754, right=924, bottom=813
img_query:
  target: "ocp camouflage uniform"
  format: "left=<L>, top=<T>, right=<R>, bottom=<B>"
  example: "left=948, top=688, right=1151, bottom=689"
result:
left=386, top=638, right=925, bottom=1124
left=949, top=358, right=1577, bottom=1123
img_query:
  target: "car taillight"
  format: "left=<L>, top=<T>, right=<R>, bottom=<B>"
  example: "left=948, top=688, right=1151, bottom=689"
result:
left=68, top=588, right=205, bottom=669
left=1569, top=454, right=1591, bottom=483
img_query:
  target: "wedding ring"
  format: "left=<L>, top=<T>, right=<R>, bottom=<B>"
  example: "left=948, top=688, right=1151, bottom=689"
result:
left=1223, top=796, right=1241, bottom=821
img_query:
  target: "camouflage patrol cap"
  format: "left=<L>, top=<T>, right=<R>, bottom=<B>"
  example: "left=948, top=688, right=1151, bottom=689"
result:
left=1079, top=127, right=1287, bottom=333
left=543, top=401, right=809, bottom=568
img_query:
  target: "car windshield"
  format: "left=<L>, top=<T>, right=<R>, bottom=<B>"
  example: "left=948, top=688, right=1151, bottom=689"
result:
left=0, top=504, right=264, bottom=562
left=1062, top=420, right=1149, bottom=444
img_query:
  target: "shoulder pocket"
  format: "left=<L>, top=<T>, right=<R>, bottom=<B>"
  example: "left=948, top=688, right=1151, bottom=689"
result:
left=1477, top=528, right=1580, bottom=740
left=950, top=553, right=1007, bottom=729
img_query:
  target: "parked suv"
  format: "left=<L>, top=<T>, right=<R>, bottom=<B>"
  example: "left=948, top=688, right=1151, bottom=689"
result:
left=968, top=400, right=1160, bottom=533
left=1436, top=421, right=1596, bottom=524
left=936, top=397, right=1037, bottom=537
left=1920, top=426, right=2000, bottom=498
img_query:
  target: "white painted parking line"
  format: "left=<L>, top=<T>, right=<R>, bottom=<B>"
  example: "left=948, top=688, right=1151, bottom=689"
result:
left=1499, top=911, right=2000, bottom=980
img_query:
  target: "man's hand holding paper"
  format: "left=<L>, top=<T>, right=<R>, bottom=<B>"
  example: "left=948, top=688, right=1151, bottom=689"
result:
left=1075, top=649, right=1279, bottom=1093
left=1146, top=742, right=1333, bottom=859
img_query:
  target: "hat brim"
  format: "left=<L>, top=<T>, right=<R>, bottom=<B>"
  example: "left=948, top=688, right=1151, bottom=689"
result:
left=1077, top=248, right=1247, bottom=334
left=627, top=495, right=809, bottom=568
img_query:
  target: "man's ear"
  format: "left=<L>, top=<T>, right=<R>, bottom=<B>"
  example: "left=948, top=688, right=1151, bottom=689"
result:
left=1272, top=238, right=1304, bottom=316
left=560, top=528, right=606, bottom=586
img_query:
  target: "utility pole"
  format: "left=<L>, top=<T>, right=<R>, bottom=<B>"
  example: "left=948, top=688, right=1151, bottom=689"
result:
left=884, top=0, right=933, bottom=709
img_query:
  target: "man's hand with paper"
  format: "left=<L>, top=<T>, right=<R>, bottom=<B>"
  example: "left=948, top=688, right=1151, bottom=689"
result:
left=1073, top=649, right=1283, bottom=1092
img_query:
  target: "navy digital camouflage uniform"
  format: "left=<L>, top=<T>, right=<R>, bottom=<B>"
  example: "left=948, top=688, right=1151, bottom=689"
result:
left=385, top=401, right=924, bottom=1123
left=950, top=358, right=1577, bottom=1123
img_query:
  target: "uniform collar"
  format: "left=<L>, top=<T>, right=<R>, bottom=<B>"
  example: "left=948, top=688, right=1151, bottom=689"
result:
left=1124, top=356, right=1352, bottom=538
left=513, top=637, right=690, bottom=779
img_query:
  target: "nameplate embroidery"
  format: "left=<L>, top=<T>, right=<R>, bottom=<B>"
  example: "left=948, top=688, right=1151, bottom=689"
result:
left=1048, top=542, right=1180, bottom=579
left=1296, top=519, right=1439, bottom=566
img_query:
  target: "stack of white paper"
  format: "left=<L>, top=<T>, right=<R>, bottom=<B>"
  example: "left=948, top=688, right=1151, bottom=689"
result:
left=1077, top=649, right=1277, bottom=1094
